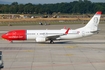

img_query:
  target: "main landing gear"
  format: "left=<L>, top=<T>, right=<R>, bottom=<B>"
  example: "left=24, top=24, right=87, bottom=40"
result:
left=50, top=40, right=54, bottom=43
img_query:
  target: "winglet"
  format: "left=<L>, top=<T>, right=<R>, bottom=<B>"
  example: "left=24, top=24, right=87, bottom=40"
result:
left=65, top=28, right=70, bottom=34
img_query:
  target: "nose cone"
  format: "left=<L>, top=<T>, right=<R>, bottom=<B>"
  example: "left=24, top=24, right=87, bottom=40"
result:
left=1, top=34, right=7, bottom=39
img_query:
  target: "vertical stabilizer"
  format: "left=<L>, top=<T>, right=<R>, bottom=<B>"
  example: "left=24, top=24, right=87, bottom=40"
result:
left=76, top=11, right=102, bottom=31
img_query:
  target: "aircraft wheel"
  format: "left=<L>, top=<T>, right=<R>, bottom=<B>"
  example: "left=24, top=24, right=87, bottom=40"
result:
left=50, top=40, right=54, bottom=44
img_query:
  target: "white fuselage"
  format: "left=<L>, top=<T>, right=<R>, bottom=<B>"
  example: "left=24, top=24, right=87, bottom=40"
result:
left=26, top=29, right=93, bottom=40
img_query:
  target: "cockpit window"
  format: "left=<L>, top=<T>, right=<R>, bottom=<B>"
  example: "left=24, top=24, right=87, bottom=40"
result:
left=6, top=31, right=16, bottom=35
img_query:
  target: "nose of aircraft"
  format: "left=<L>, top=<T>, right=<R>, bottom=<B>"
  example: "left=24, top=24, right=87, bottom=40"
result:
left=1, top=34, right=7, bottom=39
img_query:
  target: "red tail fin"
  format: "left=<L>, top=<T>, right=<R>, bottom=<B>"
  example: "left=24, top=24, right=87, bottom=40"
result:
left=96, top=11, right=102, bottom=15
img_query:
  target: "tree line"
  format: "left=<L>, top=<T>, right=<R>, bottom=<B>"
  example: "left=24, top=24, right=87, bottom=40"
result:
left=0, top=0, right=105, bottom=14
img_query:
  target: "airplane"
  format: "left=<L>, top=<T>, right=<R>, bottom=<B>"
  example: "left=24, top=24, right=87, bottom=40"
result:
left=1, top=11, right=102, bottom=43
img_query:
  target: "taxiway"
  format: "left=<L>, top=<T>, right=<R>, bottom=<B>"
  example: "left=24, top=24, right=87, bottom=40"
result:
left=0, top=24, right=105, bottom=70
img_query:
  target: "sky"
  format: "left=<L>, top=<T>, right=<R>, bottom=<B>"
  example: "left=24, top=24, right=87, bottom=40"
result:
left=1, top=0, right=105, bottom=4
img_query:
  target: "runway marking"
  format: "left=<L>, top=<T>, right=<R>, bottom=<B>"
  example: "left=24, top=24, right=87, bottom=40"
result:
left=53, top=54, right=73, bottom=56
left=66, top=46, right=76, bottom=49
left=65, top=54, right=73, bottom=56
left=24, top=50, right=34, bottom=52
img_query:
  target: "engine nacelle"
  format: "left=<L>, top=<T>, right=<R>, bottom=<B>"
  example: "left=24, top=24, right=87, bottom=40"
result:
left=36, top=37, right=46, bottom=42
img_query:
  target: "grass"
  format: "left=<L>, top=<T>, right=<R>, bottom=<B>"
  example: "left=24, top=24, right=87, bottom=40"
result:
left=0, top=18, right=105, bottom=26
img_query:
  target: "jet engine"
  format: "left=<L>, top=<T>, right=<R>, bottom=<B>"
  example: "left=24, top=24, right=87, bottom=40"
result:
left=36, top=37, right=46, bottom=42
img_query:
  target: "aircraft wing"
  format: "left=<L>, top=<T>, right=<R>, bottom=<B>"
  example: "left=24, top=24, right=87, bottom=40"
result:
left=46, top=28, right=70, bottom=40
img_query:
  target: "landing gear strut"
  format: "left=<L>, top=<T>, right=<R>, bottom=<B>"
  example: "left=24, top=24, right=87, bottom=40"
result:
left=50, top=40, right=54, bottom=43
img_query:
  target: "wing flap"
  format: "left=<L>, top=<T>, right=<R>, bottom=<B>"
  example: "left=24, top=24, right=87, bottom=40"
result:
left=46, top=28, right=70, bottom=40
